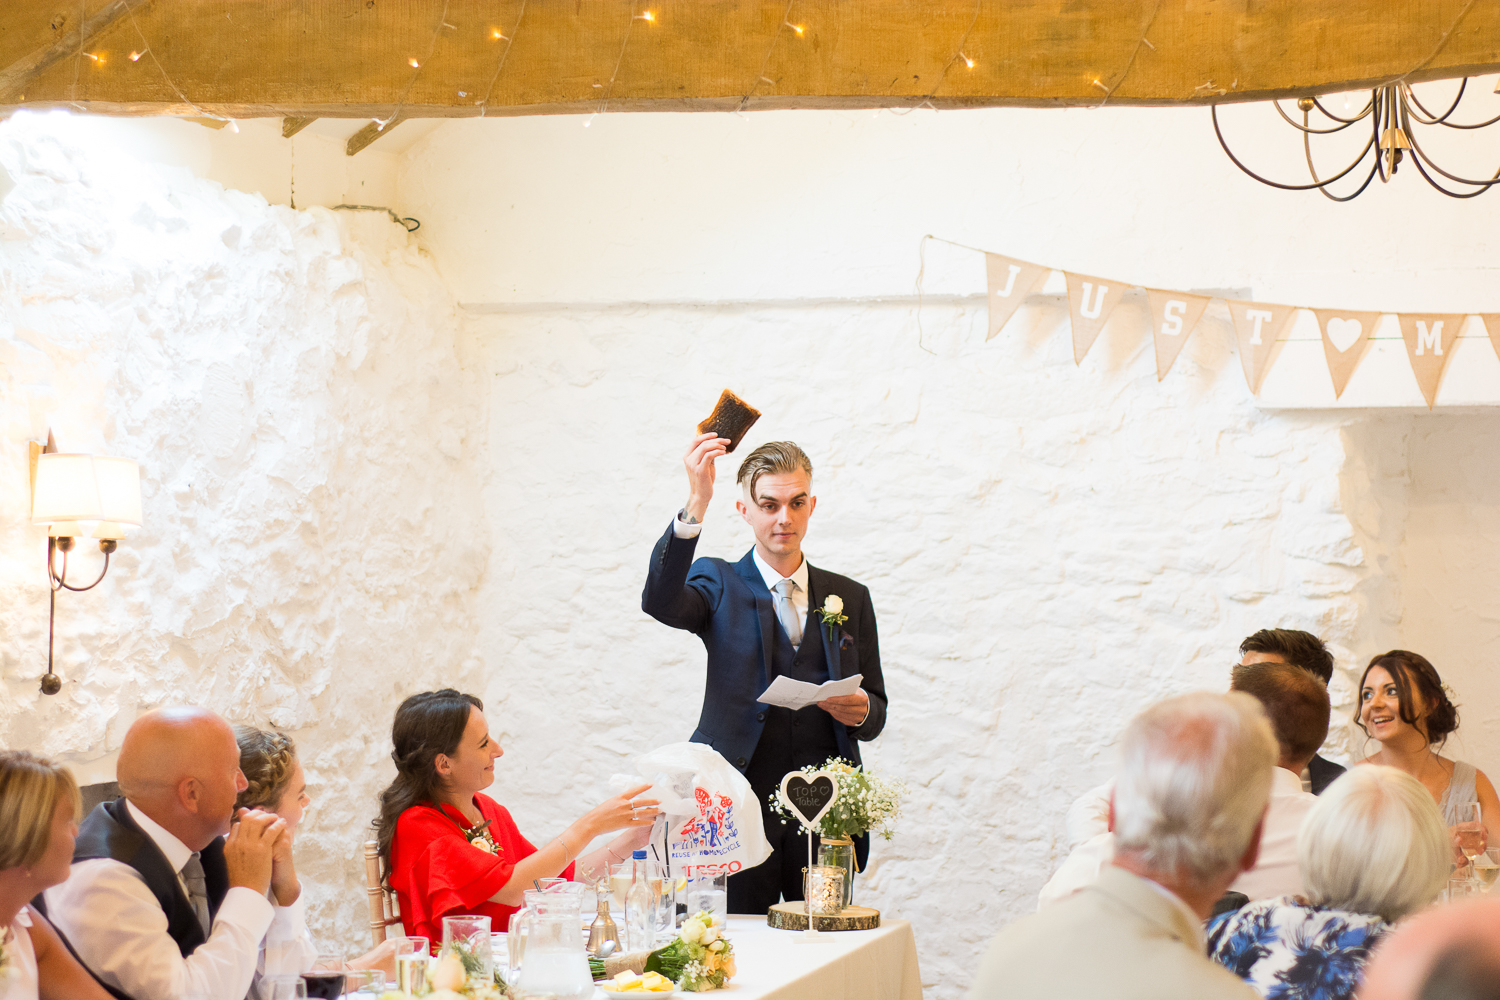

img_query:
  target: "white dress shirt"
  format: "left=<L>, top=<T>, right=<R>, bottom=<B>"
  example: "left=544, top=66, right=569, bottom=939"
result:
left=1038, top=768, right=1317, bottom=910
left=253, top=892, right=319, bottom=999
left=673, top=511, right=811, bottom=633
left=44, top=799, right=275, bottom=1000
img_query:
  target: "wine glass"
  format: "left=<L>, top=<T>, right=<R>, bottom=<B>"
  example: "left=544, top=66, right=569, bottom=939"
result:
left=300, top=954, right=347, bottom=1000
left=1456, top=802, right=1486, bottom=874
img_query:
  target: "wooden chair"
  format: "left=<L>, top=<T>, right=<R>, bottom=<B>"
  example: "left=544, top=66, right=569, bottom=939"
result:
left=363, top=840, right=404, bottom=947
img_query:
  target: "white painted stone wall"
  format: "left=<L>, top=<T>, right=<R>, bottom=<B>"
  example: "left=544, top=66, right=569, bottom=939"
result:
left=0, top=101, right=1496, bottom=1000
left=0, top=111, right=488, bottom=949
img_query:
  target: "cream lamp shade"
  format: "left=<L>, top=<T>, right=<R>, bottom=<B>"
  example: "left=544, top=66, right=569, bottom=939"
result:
left=92, top=457, right=143, bottom=527
left=31, top=454, right=102, bottom=525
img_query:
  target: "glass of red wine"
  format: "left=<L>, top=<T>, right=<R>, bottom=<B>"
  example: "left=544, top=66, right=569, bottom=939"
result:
left=300, top=953, right=347, bottom=1000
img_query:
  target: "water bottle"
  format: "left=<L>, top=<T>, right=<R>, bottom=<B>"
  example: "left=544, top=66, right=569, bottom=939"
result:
left=625, top=849, right=655, bottom=952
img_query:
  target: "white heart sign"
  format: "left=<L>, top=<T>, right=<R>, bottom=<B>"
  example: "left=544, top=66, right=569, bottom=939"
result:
left=778, top=770, right=840, bottom=830
left=1326, top=317, right=1363, bottom=352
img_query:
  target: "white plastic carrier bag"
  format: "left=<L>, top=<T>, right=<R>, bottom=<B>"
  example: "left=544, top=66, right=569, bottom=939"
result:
left=612, top=742, right=772, bottom=876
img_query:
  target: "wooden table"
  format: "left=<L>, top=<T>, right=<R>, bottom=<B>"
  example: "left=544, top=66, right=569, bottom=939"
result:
left=594, top=914, right=922, bottom=1000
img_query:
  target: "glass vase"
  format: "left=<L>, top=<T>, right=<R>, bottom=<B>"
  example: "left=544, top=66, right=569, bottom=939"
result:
left=816, top=837, right=856, bottom=908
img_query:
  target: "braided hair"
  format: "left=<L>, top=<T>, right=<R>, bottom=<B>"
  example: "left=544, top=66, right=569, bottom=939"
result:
left=1355, top=650, right=1460, bottom=748
left=234, top=725, right=299, bottom=811
left=374, top=689, right=484, bottom=889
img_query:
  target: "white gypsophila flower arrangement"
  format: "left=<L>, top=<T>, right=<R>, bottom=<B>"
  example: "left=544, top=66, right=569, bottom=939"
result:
left=769, top=756, right=906, bottom=841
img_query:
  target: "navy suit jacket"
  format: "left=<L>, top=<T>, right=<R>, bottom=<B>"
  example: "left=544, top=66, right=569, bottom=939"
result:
left=642, top=523, right=887, bottom=774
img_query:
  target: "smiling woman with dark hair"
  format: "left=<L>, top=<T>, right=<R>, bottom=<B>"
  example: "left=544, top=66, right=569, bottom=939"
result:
left=1355, top=650, right=1500, bottom=862
left=376, top=689, right=661, bottom=945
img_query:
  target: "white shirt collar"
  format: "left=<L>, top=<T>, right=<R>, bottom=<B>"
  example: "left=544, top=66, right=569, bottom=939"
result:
left=1271, top=765, right=1307, bottom=796
left=125, top=798, right=196, bottom=875
left=751, top=547, right=808, bottom=596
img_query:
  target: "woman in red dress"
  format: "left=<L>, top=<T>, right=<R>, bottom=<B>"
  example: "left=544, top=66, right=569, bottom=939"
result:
left=376, top=689, right=659, bottom=946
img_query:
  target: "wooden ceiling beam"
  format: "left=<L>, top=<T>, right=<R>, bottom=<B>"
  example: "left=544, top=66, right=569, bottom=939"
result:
left=346, top=116, right=404, bottom=156
left=0, top=0, right=149, bottom=102
left=281, top=116, right=316, bottom=138
left=1, top=1, right=1498, bottom=117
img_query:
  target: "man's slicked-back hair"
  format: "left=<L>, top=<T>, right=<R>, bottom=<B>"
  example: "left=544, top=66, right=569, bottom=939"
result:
left=736, top=441, right=813, bottom=498
left=1112, top=691, right=1278, bottom=886
left=1240, top=628, right=1336, bottom=684
left=1230, top=661, right=1331, bottom=766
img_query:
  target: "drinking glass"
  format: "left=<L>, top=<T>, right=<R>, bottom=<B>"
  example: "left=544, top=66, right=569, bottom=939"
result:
left=1448, top=873, right=1481, bottom=902
left=259, top=975, right=308, bottom=1000
left=1473, top=852, right=1499, bottom=893
left=491, top=932, right=510, bottom=979
left=686, top=871, right=728, bottom=927
left=442, top=914, right=493, bottom=980
left=395, top=935, right=431, bottom=995
left=507, top=909, right=530, bottom=983
left=1457, top=802, right=1485, bottom=863
left=345, top=970, right=385, bottom=995
left=300, top=954, right=347, bottom=1000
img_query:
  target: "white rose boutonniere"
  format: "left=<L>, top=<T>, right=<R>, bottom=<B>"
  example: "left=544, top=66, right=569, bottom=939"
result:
left=818, top=595, right=848, bottom=641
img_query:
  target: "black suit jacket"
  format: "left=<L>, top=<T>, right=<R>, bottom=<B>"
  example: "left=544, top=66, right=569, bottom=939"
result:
left=642, top=523, right=887, bottom=773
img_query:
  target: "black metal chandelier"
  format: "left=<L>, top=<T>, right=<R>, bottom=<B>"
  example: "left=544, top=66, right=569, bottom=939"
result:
left=1212, top=78, right=1500, bottom=201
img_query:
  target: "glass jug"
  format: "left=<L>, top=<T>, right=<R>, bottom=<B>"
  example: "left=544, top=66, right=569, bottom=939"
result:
left=512, top=896, right=595, bottom=1000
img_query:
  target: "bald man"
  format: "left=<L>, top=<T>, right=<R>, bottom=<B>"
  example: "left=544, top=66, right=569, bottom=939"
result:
left=43, top=707, right=285, bottom=1000
left=1359, top=898, right=1500, bottom=1000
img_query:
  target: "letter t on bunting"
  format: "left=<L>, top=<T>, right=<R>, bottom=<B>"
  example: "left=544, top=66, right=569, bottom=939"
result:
left=1145, top=289, right=1211, bottom=381
left=984, top=254, right=1051, bottom=341
left=1312, top=309, right=1382, bottom=399
left=1225, top=301, right=1297, bottom=395
left=1064, top=271, right=1127, bottom=364
left=1396, top=314, right=1465, bottom=408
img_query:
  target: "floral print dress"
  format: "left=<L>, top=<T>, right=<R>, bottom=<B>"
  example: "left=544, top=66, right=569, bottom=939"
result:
left=1205, top=896, right=1388, bottom=1000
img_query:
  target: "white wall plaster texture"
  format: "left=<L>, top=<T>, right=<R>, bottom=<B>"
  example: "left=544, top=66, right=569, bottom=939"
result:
left=0, top=112, right=488, bottom=950
left=467, top=293, right=1416, bottom=997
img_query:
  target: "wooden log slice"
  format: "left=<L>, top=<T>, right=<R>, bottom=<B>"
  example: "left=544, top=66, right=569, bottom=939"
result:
left=766, top=902, right=881, bottom=931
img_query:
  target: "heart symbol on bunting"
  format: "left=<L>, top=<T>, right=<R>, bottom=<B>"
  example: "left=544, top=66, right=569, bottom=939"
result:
left=1325, top=317, right=1364, bottom=352
left=779, top=770, right=840, bottom=829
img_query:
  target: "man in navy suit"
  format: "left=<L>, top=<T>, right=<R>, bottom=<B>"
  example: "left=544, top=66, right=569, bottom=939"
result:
left=643, top=434, right=888, bottom=913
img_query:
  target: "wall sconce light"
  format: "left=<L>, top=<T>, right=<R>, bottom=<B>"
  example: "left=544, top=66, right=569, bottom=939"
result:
left=28, top=431, right=143, bottom=695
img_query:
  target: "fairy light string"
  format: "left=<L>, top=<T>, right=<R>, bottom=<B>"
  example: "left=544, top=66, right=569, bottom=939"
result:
left=589, top=7, right=656, bottom=126
left=479, top=0, right=528, bottom=116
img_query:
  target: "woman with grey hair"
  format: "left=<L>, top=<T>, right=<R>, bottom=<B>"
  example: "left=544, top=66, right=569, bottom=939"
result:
left=1205, top=765, right=1450, bottom=1000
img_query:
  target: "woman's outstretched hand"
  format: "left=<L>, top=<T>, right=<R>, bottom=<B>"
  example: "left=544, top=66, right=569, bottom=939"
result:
left=584, top=783, right=661, bottom=837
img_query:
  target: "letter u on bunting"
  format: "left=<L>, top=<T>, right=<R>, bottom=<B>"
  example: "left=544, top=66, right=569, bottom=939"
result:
left=1145, top=289, right=1210, bottom=381
left=1312, top=309, right=1381, bottom=399
left=1064, top=271, right=1127, bottom=364
left=1396, top=313, right=1465, bottom=409
left=1225, top=301, right=1297, bottom=395
left=984, top=254, right=1050, bottom=341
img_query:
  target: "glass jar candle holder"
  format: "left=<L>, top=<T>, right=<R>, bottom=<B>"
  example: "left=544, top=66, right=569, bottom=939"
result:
left=804, top=865, right=846, bottom=916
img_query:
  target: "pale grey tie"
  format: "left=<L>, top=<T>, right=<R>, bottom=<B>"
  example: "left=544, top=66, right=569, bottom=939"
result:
left=774, top=579, right=803, bottom=648
left=182, top=852, right=211, bottom=937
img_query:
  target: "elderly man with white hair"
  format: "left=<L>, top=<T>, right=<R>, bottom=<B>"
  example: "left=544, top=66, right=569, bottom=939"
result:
left=967, top=692, right=1273, bottom=1000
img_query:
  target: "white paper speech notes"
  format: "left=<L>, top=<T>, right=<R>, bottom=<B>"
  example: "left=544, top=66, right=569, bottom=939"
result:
left=1312, top=309, right=1381, bottom=398
left=1396, top=313, right=1465, bottom=409
left=1064, top=271, right=1128, bottom=365
left=1145, top=289, right=1210, bottom=381
left=984, top=254, right=1051, bottom=341
left=1225, top=301, right=1297, bottom=395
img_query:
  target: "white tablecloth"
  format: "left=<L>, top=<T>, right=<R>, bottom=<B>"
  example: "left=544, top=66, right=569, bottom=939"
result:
left=647, top=914, right=923, bottom=1000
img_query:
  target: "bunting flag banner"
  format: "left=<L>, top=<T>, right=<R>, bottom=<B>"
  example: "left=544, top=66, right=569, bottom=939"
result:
left=1064, top=271, right=1127, bottom=364
left=1482, top=315, right=1500, bottom=366
left=1312, top=308, right=1381, bottom=398
left=1396, top=313, right=1464, bottom=409
left=1225, top=300, right=1297, bottom=395
left=1145, top=289, right=1211, bottom=381
left=984, top=253, right=1051, bottom=341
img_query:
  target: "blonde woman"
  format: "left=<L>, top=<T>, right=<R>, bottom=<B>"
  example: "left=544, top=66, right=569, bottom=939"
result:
left=1206, top=766, right=1450, bottom=1000
left=0, top=750, right=115, bottom=1000
left=234, top=726, right=395, bottom=990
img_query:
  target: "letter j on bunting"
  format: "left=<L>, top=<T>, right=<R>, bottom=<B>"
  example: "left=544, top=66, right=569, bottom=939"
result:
left=1064, top=271, right=1127, bottom=364
left=1313, top=309, right=1381, bottom=399
left=1397, top=314, right=1464, bottom=408
left=984, top=253, right=1050, bottom=341
left=1145, top=289, right=1210, bottom=381
left=1225, top=301, right=1297, bottom=395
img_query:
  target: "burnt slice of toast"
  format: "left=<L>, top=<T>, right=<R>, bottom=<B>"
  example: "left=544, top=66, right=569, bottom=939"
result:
left=697, top=389, right=761, bottom=453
